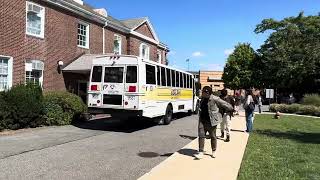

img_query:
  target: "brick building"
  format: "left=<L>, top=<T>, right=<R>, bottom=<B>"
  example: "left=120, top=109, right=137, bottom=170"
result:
left=199, top=71, right=224, bottom=91
left=0, top=0, right=169, bottom=97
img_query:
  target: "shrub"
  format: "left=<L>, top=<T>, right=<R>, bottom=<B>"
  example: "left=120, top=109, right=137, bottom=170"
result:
left=270, top=103, right=320, bottom=117
left=297, top=105, right=319, bottom=116
left=4, top=84, right=44, bottom=130
left=43, top=91, right=87, bottom=125
left=287, top=104, right=300, bottom=113
left=302, top=94, right=320, bottom=107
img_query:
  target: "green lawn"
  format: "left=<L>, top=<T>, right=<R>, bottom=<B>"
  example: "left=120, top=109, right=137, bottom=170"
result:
left=238, top=114, right=320, bottom=180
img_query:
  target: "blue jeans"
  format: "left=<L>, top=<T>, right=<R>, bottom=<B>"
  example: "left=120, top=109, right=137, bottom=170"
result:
left=245, top=110, right=253, bottom=132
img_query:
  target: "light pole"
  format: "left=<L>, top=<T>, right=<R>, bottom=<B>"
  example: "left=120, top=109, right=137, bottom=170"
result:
left=186, top=59, right=190, bottom=71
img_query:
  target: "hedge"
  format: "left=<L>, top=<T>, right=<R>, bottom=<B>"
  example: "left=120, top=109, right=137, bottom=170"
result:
left=0, top=84, right=87, bottom=131
left=43, top=91, right=87, bottom=126
left=0, top=84, right=44, bottom=130
left=270, top=103, right=320, bottom=117
left=302, top=94, right=320, bottom=107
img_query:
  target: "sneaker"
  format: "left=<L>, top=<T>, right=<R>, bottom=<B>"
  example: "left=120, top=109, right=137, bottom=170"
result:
left=221, top=132, right=224, bottom=138
left=195, top=152, right=204, bottom=159
left=225, top=135, right=230, bottom=142
left=211, top=151, right=216, bottom=158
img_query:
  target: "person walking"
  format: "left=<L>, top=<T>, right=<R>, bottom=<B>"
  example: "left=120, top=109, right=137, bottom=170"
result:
left=219, top=89, right=235, bottom=142
left=257, top=94, right=263, bottom=113
left=195, top=86, right=234, bottom=159
left=234, top=93, right=241, bottom=115
left=243, top=89, right=255, bottom=133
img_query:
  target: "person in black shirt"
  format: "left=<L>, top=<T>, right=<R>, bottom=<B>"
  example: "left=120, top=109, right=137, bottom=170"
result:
left=195, top=86, right=234, bottom=159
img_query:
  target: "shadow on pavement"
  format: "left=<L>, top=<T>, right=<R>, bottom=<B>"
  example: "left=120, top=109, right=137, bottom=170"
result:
left=138, top=152, right=174, bottom=158
left=255, top=129, right=320, bottom=144
left=179, top=135, right=197, bottom=140
left=72, top=117, right=157, bottom=133
left=231, top=129, right=246, bottom=133
left=177, top=148, right=198, bottom=158
left=73, top=112, right=192, bottom=133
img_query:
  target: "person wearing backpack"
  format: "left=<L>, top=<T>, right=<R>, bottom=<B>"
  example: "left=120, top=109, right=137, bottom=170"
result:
left=243, top=89, right=255, bottom=132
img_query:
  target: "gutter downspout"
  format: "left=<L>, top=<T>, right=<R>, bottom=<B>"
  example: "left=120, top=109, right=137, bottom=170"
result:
left=103, top=22, right=107, bottom=54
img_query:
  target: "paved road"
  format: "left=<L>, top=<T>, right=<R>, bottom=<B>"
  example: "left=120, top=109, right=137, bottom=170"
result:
left=0, top=114, right=198, bottom=180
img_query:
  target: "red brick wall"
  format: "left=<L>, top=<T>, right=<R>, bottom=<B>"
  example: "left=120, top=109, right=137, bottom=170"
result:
left=134, top=22, right=155, bottom=40
left=0, top=0, right=169, bottom=93
left=0, top=0, right=104, bottom=91
left=127, top=36, right=160, bottom=62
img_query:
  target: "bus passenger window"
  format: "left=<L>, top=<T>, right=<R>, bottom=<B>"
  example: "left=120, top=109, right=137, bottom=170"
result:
left=180, top=72, right=183, bottom=88
left=189, top=75, right=192, bottom=88
left=161, top=67, right=166, bottom=86
left=146, top=64, right=156, bottom=85
left=186, top=75, right=189, bottom=88
left=157, top=66, right=160, bottom=86
left=184, top=74, right=187, bottom=88
left=126, top=66, right=137, bottom=83
left=91, top=66, right=102, bottom=82
left=176, top=71, right=179, bottom=87
left=167, top=68, right=171, bottom=87
left=171, top=70, right=176, bottom=87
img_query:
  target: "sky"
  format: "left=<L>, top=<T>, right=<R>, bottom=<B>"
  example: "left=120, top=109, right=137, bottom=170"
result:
left=86, top=0, right=319, bottom=71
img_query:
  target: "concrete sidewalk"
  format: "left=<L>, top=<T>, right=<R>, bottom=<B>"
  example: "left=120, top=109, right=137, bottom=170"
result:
left=138, top=113, right=249, bottom=180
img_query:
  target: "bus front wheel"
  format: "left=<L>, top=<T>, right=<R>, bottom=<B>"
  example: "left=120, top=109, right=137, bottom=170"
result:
left=163, top=105, right=173, bottom=125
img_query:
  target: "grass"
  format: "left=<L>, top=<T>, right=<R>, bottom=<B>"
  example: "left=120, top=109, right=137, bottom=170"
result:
left=238, top=114, right=320, bottom=180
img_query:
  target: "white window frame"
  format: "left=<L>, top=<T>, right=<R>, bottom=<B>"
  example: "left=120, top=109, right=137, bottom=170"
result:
left=157, top=50, right=162, bottom=63
left=113, top=34, right=122, bottom=55
left=140, top=43, right=150, bottom=60
left=77, top=21, right=90, bottom=49
left=26, top=1, right=45, bottom=39
left=0, top=56, right=13, bottom=91
left=25, top=60, right=44, bottom=87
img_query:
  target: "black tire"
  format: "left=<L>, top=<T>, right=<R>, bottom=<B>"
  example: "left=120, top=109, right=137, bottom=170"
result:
left=163, top=105, right=173, bottom=125
left=187, top=110, right=193, bottom=116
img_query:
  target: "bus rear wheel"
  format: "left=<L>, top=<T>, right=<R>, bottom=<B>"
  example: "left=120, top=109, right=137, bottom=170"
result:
left=163, top=105, right=173, bottom=125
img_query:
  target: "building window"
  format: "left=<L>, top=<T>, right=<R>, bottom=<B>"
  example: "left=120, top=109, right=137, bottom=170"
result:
left=113, top=35, right=122, bottom=55
left=25, top=60, right=44, bottom=86
left=0, top=57, right=13, bottom=91
left=140, top=43, right=150, bottom=60
left=26, top=1, right=45, bottom=38
left=77, top=22, right=89, bottom=48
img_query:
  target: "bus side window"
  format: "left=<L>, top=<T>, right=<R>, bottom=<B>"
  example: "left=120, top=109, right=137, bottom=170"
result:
left=191, top=78, right=194, bottom=89
left=126, top=66, right=137, bottom=83
left=186, top=75, right=189, bottom=88
left=189, top=75, right=192, bottom=89
left=176, top=71, right=179, bottom=87
left=91, top=66, right=102, bottom=82
left=157, top=66, right=160, bottom=86
left=166, top=68, right=171, bottom=87
left=146, top=64, right=156, bottom=85
left=184, top=73, right=187, bottom=88
left=171, top=70, right=176, bottom=87
left=179, top=72, right=183, bottom=88
left=161, top=67, right=166, bottom=86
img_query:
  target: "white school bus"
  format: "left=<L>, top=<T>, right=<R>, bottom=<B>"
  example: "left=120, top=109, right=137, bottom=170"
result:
left=87, top=55, right=198, bottom=124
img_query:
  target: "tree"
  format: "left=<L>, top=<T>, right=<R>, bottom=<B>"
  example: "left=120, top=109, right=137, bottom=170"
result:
left=255, top=12, right=320, bottom=93
left=222, top=43, right=257, bottom=89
